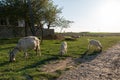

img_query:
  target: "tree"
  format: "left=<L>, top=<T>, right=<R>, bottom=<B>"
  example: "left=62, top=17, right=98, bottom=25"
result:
left=31, top=0, right=49, bottom=41
left=0, top=0, right=28, bottom=20
left=0, top=0, right=72, bottom=35
left=31, top=0, right=62, bottom=41
left=44, top=0, right=62, bottom=29
left=0, top=0, right=29, bottom=36
left=53, top=17, right=74, bottom=33
left=31, top=0, right=62, bottom=29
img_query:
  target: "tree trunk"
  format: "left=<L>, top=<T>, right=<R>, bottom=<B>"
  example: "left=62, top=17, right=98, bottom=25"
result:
left=47, top=23, right=51, bottom=29
left=41, top=27, right=43, bottom=44
left=27, top=0, right=36, bottom=36
left=38, top=22, right=44, bottom=44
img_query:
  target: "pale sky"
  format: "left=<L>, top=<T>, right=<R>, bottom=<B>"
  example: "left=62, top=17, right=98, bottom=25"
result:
left=53, top=0, right=120, bottom=32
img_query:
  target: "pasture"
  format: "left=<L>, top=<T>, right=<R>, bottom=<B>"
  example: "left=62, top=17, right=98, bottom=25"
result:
left=0, top=36, right=120, bottom=80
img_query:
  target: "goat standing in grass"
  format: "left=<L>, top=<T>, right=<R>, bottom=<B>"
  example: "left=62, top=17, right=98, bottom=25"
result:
left=81, top=39, right=102, bottom=58
left=9, top=36, right=41, bottom=62
left=59, top=41, right=67, bottom=56
left=88, top=39, right=102, bottom=52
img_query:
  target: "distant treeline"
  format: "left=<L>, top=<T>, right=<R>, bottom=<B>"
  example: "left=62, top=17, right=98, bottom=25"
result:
left=59, top=32, right=120, bottom=37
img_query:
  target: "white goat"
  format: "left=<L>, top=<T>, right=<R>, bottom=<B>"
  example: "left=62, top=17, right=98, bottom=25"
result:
left=88, top=39, right=102, bottom=52
left=59, top=41, right=67, bottom=56
left=9, top=36, right=41, bottom=62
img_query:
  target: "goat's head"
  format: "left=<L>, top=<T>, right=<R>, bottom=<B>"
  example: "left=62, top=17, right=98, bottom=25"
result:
left=9, top=49, right=16, bottom=62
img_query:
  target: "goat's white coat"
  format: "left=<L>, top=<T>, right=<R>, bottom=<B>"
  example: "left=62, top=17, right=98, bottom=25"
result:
left=59, top=41, right=67, bottom=55
left=88, top=39, right=102, bottom=51
left=9, top=36, right=41, bottom=62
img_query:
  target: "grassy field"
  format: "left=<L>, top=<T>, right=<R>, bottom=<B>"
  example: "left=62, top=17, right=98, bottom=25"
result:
left=0, top=36, right=120, bottom=80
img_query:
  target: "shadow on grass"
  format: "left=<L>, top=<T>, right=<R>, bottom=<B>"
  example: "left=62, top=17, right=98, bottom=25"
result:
left=16, top=53, right=71, bottom=72
left=0, top=61, right=10, bottom=67
left=74, top=50, right=102, bottom=64
left=16, top=56, right=60, bottom=72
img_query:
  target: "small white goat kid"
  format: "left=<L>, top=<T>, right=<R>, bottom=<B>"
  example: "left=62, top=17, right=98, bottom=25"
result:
left=59, top=41, right=67, bottom=56
left=88, top=39, right=102, bottom=52
left=9, top=36, right=41, bottom=62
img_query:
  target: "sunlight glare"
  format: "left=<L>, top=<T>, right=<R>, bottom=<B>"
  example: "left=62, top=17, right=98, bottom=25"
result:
left=98, top=0, right=120, bottom=26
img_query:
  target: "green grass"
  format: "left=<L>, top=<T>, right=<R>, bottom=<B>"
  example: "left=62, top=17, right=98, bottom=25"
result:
left=0, top=36, right=120, bottom=79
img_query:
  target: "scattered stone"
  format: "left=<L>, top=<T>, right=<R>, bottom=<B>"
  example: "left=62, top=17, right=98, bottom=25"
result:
left=57, top=43, right=120, bottom=80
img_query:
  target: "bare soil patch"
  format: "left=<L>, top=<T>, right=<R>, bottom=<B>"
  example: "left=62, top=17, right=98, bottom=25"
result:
left=39, top=43, right=120, bottom=80
left=41, top=57, right=75, bottom=73
left=57, top=43, right=120, bottom=80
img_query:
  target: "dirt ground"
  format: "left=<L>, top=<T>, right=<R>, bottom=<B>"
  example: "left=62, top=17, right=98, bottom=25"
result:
left=57, top=43, right=120, bottom=80
left=41, top=43, right=120, bottom=80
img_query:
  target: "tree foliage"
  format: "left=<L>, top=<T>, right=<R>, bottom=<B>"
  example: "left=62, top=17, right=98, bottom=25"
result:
left=44, top=0, right=62, bottom=29
left=53, top=17, right=74, bottom=32
left=0, top=0, right=72, bottom=34
left=0, top=0, right=28, bottom=19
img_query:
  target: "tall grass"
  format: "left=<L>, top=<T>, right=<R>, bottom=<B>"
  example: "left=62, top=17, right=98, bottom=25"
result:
left=0, top=36, right=120, bottom=79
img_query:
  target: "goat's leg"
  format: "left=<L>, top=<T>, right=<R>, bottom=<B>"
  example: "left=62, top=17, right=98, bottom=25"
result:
left=36, top=46, right=41, bottom=56
left=65, top=48, right=67, bottom=54
left=24, top=51, right=28, bottom=59
left=87, top=44, right=90, bottom=51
